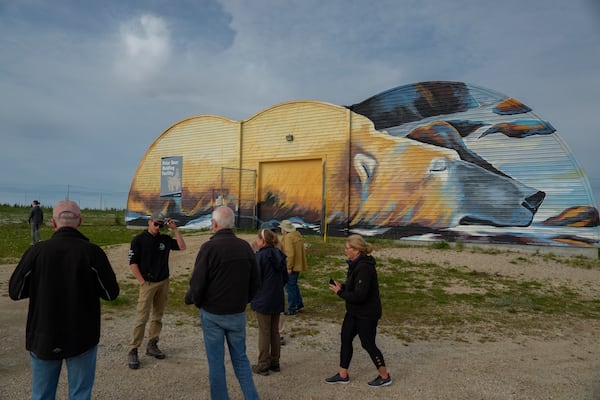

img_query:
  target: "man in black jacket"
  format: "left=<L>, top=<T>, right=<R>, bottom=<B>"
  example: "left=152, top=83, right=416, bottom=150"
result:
left=9, top=199, right=120, bottom=399
left=186, top=206, right=260, bottom=400
left=28, top=199, right=43, bottom=244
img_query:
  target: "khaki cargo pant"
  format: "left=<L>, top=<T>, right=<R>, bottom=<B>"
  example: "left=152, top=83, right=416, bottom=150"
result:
left=129, top=279, right=169, bottom=350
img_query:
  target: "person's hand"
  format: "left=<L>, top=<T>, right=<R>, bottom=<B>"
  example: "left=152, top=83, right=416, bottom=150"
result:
left=328, top=280, right=341, bottom=294
left=165, top=218, right=177, bottom=230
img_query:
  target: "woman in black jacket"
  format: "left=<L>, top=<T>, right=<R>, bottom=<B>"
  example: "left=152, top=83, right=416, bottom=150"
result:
left=326, top=234, right=392, bottom=387
left=250, top=229, right=288, bottom=376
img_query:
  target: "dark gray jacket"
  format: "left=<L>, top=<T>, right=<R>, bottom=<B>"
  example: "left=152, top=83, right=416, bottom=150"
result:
left=28, top=205, right=43, bottom=226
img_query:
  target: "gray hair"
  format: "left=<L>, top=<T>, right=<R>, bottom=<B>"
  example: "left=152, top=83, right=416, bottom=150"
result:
left=55, top=211, right=81, bottom=228
left=52, top=200, right=82, bottom=228
left=212, top=206, right=235, bottom=230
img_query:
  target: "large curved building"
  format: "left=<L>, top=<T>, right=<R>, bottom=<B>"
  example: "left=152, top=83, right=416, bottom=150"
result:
left=126, top=81, right=599, bottom=248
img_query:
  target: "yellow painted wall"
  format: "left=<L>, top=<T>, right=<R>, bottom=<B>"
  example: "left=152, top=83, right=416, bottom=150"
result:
left=241, top=101, right=352, bottom=223
left=127, top=115, right=240, bottom=214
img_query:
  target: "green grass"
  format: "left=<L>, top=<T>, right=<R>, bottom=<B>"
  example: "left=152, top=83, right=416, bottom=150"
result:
left=3, top=203, right=600, bottom=342
left=0, top=204, right=134, bottom=263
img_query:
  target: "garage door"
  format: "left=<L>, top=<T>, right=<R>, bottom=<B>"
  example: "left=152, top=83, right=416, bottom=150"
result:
left=258, top=159, right=323, bottom=224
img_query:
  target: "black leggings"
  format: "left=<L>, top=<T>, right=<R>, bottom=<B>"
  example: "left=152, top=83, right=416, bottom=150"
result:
left=339, top=313, right=385, bottom=370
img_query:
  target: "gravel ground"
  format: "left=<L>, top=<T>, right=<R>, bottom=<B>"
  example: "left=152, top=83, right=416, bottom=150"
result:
left=2, top=234, right=600, bottom=399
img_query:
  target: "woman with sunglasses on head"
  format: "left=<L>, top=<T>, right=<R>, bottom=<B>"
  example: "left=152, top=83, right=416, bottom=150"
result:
left=326, top=234, right=392, bottom=388
left=126, top=211, right=186, bottom=369
left=250, top=229, right=288, bottom=376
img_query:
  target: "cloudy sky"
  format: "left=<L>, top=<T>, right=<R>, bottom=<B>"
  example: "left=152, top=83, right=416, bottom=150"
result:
left=1, top=0, right=599, bottom=209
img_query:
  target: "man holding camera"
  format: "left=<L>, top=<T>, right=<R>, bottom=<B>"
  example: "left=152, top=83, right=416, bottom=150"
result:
left=127, top=211, right=186, bottom=369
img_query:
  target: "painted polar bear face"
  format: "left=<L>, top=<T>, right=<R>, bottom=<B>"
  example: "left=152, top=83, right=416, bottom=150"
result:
left=349, top=131, right=544, bottom=229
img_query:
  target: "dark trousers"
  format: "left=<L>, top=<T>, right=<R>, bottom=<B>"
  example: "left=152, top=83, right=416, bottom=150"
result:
left=255, top=312, right=281, bottom=369
left=339, top=312, right=385, bottom=370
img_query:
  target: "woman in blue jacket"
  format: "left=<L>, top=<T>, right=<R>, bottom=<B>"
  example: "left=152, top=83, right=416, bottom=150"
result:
left=250, top=229, right=288, bottom=376
left=326, top=234, right=392, bottom=388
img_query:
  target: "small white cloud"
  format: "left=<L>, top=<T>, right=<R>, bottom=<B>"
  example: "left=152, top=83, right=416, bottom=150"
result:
left=115, top=14, right=171, bottom=83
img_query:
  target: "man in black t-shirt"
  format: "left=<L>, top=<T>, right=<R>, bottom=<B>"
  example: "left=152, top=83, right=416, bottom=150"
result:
left=127, top=211, right=186, bottom=369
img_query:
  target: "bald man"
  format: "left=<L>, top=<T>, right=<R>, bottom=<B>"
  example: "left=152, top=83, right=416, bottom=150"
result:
left=9, top=199, right=120, bottom=399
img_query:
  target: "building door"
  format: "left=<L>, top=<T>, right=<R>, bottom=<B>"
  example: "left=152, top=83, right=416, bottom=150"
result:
left=257, top=159, right=323, bottom=229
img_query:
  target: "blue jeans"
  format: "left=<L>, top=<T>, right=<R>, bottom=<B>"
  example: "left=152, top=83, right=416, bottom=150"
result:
left=200, top=310, right=259, bottom=400
left=285, top=272, right=304, bottom=312
left=30, top=345, right=97, bottom=400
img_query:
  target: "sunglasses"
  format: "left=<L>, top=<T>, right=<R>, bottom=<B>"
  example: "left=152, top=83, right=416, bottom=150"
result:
left=153, top=222, right=164, bottom=228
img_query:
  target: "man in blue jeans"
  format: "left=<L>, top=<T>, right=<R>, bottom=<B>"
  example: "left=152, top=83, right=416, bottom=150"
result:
left=186, top=206, right=260, bottom=400
left=280, top=220, right=307, bottom=315
left=9, top=200, right=120, bottom=399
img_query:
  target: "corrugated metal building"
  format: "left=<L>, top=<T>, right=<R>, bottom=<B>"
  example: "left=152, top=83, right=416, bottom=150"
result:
left=126, top=81, right=599, bottom=248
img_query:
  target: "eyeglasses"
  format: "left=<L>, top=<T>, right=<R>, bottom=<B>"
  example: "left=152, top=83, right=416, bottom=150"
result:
left=153, top=222, right=164, bottom=228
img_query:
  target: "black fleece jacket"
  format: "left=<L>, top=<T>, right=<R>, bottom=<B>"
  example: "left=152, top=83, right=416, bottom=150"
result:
left=9, top=227, right=119, bottom=360
left=338, top=254, right=382, bottom=320
left=185, top=229, right=260, bottom=314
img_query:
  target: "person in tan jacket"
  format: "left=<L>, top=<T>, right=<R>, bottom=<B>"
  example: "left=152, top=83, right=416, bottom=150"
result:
left=280, top=220, right=307, bottom=315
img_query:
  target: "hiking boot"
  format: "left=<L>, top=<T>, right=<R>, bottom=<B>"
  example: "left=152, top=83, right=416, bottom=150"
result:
left=252, top=364, right=270, bottom=376
left=269, top=364, right=281, bottom=372
left=325, top=373, right=349, bottom=384
left=367, top=374, right=392, bottom=387
left=146, top=339, right=166, bottom=359
left=128, top=348, right=140, bottom=369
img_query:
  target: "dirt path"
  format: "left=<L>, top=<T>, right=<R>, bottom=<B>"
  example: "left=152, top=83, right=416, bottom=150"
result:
left=2, top=235, right=600, bottom=399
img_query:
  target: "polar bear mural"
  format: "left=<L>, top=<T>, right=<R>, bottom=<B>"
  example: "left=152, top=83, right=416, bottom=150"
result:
left=346, top=123, right=545, bottom=230
left=126, top=81, right=599, bottom=248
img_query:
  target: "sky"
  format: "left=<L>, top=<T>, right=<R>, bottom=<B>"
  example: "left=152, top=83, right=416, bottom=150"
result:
left=1, top=0, right=599, bottom=209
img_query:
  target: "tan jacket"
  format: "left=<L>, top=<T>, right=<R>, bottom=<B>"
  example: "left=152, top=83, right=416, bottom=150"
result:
left=281, top=230, right=307, bottom=272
